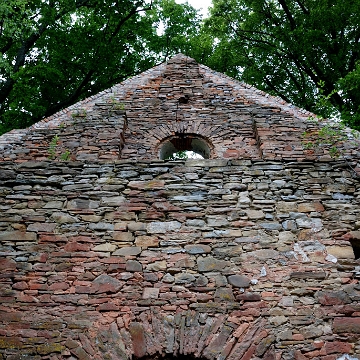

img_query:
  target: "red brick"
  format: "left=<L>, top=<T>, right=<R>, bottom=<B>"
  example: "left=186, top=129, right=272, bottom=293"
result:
left=325, top=340, right=353, bottom=354
left=333, top=317, right=360, bottom=333
left=0, top=258, right=16, bottom=271
left=129, top=322, right=146, bottom=358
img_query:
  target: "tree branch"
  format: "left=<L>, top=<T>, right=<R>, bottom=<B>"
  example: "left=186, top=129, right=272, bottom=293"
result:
left=277, top=0, right=296, bottom=30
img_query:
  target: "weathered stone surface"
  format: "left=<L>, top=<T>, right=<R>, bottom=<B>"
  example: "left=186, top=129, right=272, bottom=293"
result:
left=93, top=243, right=117, bottom=252
left=93, top=274, right=122, bottom=293
left=0, top=231, right=36, bottom=241
left=246, top=210, right=265, bottom=220
left=260, top=222, right=282, bottom=231
left=327, top=245, right=355, bottom=259
left=128, top=180, right=165, bottom=190
left=300, top=325, right=323, bottom=339
left=0, top=170, right=16, bottom=180
left=50, top=212, right=78, bottom=223
left=67, top=198, right=99, bottom=209
left=142, top=288, right=160, bottom=299
left=126, top=260, right=143, bottom=272
left=250, top=249, right=279, bottom=260
left=112, top=231, right=134, bottom=241
left=147, top=221, right=181, bottom=233
left=269, top=316, right=287, bottom=326
left=295, top=217, right=323, bottom=230
left=316, top=291, right=351, bottom=305
left=100, top=196, right=126, bottom=206
left=197, top=257, right=231, bottom=272
left=236, top=292, right=261, bottom=302
left=290, top=272, right=327, bottom=279
left=228, top=275, right=251, bottom=288
left=113, top=246, right=141, bottom=256
left=127, top=222, right=146, bottom=231
left=0, top=54, right=359, bottom=360
left=298, top=202, right=325, bottom=213
left=325, top=341, right=353, bottom=354
left=174, top=273, right=196, bottom=284
left=184, top=244, right=211, bottom=254
left=214, top=288, right=235, bottom=302
left=135, top=235, right=159, bottom=248
left=88, top=222, right=114, bottom=231
left=129, top=323, right=146, bottom=358
left=146, top=260, right=166, bottom=271
left=333, top=317, right=360, bottom=333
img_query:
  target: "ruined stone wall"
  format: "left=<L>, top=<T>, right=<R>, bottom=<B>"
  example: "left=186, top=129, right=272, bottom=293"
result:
left=0, top=108, right=126, bottom=162
left=1, top=54, right=359, bottom=166
left=1, top=158, right=360, bottom=359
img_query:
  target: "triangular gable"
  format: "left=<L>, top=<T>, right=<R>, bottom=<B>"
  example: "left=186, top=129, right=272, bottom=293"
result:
left=0, top=54, right=359, bottom=165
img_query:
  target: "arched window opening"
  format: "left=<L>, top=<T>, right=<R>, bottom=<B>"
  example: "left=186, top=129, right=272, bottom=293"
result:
left=159, top=134, right=211, bottom=160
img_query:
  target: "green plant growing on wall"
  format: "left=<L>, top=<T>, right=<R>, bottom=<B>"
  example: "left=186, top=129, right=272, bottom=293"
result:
left=71, top=108, right=87, bottom=118
left=113, top=103, right=125, bottom=110
left=302, top=119, right=349, bottom=159
left=110, top=98, right=125, bottom=110
left=48, top=135, right=59, bottom=160
left=60, top=149, right=71, bottom=161
left=302, top=119, right=360, bottom=178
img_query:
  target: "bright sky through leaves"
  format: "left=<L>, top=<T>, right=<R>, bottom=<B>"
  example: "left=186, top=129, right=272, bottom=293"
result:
left=175, top=0, right=212, bottom=17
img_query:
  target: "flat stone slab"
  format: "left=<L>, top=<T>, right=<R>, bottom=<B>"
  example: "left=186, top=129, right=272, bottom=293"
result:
left=197, top=257, right=231, bottom=272
left=113, top=247, right=141, bottom=256
left=184, top=244, right=211, bottom=254
left=228, top=275, right=250, bottom=288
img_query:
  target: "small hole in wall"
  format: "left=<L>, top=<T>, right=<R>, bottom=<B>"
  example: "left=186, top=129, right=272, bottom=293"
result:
left=350, top=239, right=360, bottom=260
left=159, top=134, right=212, bottom=160
left=178, top=95, right=189, bottom=104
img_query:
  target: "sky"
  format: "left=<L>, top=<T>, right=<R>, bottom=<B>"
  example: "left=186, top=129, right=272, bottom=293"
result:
left=175, top=0, right=213, bottom=17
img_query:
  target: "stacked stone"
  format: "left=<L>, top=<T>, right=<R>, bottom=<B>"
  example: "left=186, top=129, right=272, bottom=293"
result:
left=0, top=158, right=359, bottom=359
left=0, top=54, right=360, bottom=167
left=0, top=105, right=126, bottom=162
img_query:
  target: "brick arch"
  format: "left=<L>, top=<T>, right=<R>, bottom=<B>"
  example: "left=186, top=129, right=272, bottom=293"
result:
left=84, top=312, right=274, bottom=359
left=145, top=121, right=229, bottom=159
left=157, top=133, right=213, bottom=159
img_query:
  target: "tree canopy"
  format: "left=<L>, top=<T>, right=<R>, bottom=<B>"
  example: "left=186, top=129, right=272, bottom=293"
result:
left=205, top=0, right=360, bottom=129
left=1, top=0, right=360, bottom=134
left=0, top=0, right=203, bottom=134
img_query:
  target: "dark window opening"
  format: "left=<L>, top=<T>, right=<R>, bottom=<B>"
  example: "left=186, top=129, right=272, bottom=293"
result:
left=350, top=239, right=360, bottom=260
left=159, top=134, right=211, bottom=160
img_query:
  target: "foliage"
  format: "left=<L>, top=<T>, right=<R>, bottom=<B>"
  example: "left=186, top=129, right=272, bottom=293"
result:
left=0, top=0, right=204, bottom=135
left=302, top=121, right=351, bottom=158
left=205, top=0, right=360, bottom=129
left=2, top=0, right=360, bottom=134
left=48, top=134, right=59, bottom=159
left=48, top=134, right=71, bottom=160
left=166, top=150, right=188, bottom=160
left=60, top=149, right=71, bottom=161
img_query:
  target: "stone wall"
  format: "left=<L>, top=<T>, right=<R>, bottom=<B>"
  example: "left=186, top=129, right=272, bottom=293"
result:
left=1, top=158, right=360, bottom=359
left=1, top=54, right=359, bottom=167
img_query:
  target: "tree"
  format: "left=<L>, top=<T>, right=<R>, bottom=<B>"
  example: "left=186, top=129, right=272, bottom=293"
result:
left=142, top=0, right=213, bottom=63
left=0, top=0, right=158, bottom=134
left=0, top=0, right=205, bottom=135
left=206, top=0, right=360, bottom=129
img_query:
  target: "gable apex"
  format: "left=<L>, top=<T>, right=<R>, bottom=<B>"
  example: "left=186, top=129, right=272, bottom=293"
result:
left=0, top=54, right=359, bottom=166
